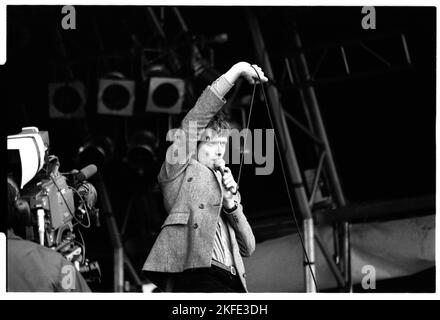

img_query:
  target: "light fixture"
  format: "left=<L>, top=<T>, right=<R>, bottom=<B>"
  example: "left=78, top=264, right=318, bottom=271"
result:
left=77, top=135, right=115, bottom=169
left=48, top=81, right=86, bottom=119
left=97, top=72, right=135, bottom=116
left=145, top=77, right=185, bottom=115
left=126, top=130, right=159, bottom=177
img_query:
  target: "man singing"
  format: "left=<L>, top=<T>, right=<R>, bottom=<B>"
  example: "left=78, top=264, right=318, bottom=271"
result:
left=143, top=62, right=268, bottom=292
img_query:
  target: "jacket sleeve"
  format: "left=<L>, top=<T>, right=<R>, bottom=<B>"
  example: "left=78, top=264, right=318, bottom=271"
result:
left=160, top=86, right=226, bottom=182
left=223, top=192, right=256, bottom=257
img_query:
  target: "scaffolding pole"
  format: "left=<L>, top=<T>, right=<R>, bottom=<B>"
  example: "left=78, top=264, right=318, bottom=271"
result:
left=291, top=27, right=352, bottom=292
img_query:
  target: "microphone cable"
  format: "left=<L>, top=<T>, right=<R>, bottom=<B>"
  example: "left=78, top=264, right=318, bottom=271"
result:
left=236, top=64, right=319, bottom=292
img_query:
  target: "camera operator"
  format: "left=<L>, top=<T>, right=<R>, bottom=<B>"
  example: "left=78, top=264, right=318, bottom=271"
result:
left=6, top=177, right=91, bottom=292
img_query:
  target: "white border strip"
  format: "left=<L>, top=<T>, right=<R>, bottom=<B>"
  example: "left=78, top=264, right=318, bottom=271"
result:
left=0, top=233, right=5, bottom=294
left=1, top=1, right=438, bottom=300
left=0, top=2, right=5, bottom=65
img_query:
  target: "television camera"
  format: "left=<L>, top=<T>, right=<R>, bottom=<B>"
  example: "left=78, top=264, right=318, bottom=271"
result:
left=7, top=127, right=101, bottom=282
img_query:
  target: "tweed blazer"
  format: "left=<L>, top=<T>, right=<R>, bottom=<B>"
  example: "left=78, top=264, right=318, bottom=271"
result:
left=142, top=86, right=256, bottom=291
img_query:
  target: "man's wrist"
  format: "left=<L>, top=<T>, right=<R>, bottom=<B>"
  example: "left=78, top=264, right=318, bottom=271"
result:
left=223, top=63, right=245, bottom=84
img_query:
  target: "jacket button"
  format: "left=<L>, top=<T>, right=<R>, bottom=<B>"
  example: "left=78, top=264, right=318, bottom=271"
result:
left=187, top=177, right=193, bottom=182
left=193, top=223, right=198, bottom=229
left=199, top=203, right=204, bottom=209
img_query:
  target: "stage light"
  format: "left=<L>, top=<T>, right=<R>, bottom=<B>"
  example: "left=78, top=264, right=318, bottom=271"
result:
left=97, top=72, right=135, bottom=116
left=126, top=130, right=159, bottom=177
left=141, top=61, right=171, bottom=81
left=48, top=81, right=86, bottom=119
left=77, top=135, right=115, bottom=169
left=145, top=77, right=185, bottom=115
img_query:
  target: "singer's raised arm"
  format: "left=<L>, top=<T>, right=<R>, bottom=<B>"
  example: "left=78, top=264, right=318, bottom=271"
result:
left=160, top=62, right=268, bottom=181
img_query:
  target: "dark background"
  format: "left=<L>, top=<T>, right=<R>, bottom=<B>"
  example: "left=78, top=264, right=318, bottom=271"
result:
left=4, top=6, right=436, bottom=292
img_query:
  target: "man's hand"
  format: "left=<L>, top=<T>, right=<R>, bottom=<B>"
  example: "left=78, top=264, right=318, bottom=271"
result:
left=220, top=166, right=238, bottom=205
left=224, top=62, right=268, bottom=85
left=213, top=159, right=238, bottom=209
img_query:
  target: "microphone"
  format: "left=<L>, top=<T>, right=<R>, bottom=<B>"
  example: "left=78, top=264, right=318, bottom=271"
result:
left=214, top=162, right=237, bottom=194
left=74, top=164, right=98, bottom=184
left=215, top=164, right=225, bottom=175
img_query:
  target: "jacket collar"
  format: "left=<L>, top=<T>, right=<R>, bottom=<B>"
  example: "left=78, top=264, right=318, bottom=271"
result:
left=190, top=158, right=223, bottom=193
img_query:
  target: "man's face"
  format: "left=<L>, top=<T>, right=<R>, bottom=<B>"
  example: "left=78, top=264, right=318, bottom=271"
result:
left=197, top=134, right=228, bottom=169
